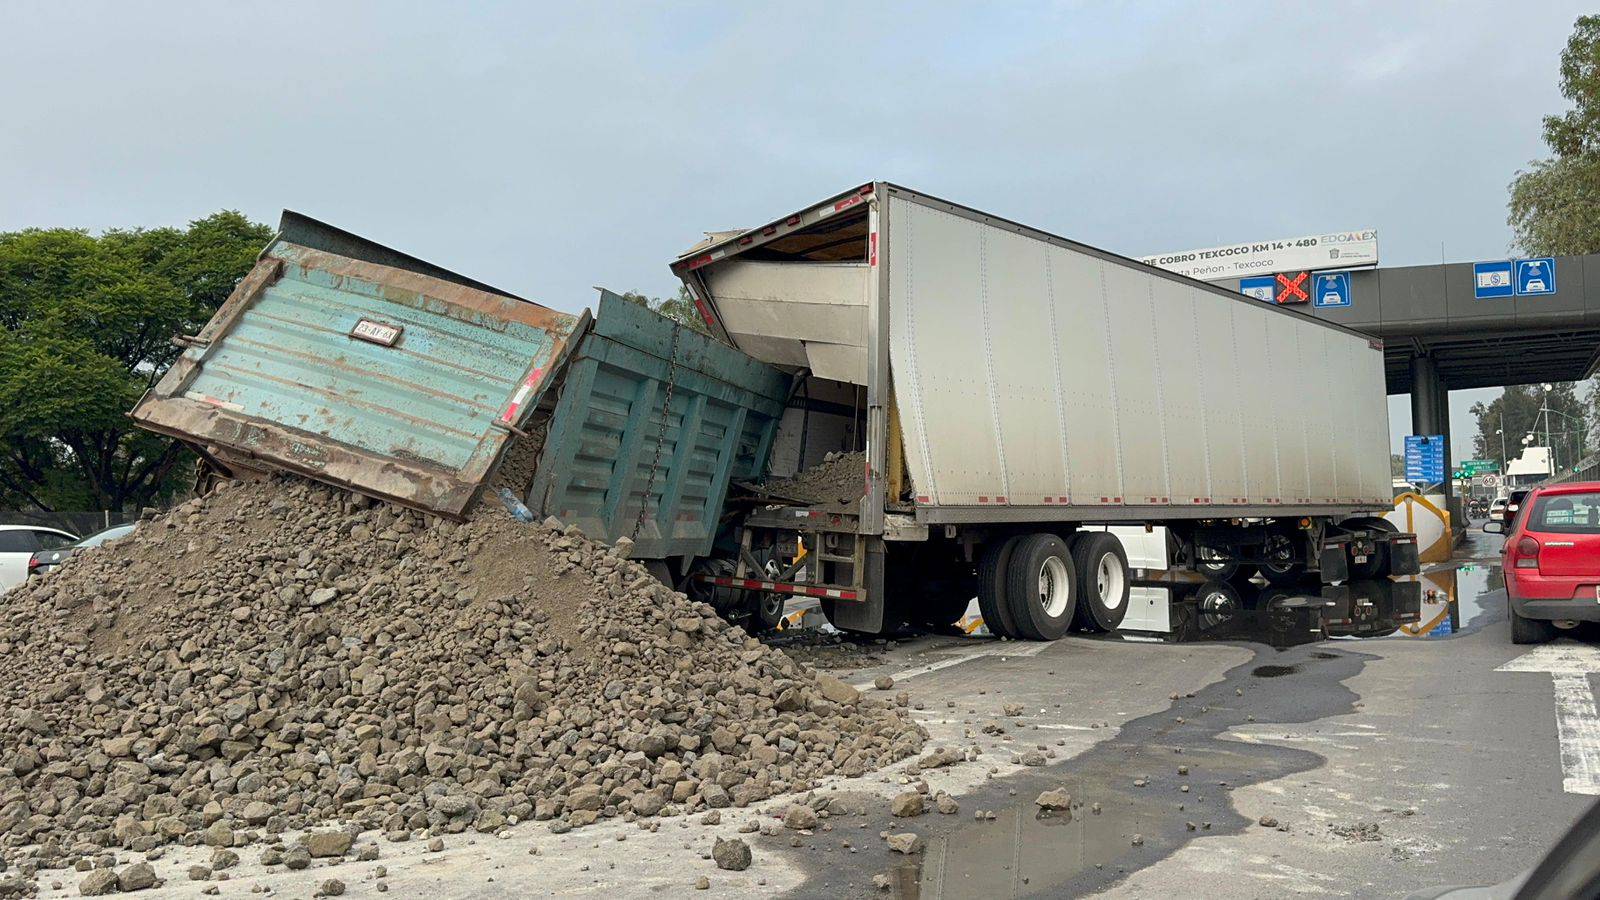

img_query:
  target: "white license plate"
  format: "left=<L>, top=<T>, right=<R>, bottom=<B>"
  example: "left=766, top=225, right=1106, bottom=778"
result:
left=1354, top=554, right=1367, bottom=563
left=351, top=319, right=403, bottom=346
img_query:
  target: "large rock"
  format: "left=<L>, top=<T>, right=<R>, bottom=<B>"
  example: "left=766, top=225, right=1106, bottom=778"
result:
left=303, top=831, right=354, bottom=858
left=117, top=862, right=158, bottom=892
left=78, top=870, right=118, bottom=896
left=890, top=792, right=925, bottom=817
left=712, top=837, right=752, bottom=871
left=782, top=804, right=818, bottom=830
left=815, top=674, right=860, bottom=705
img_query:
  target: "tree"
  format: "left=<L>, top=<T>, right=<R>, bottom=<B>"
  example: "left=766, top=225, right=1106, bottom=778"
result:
left=618, top=285, right=711, bottom=335
left=1470, top=382, right=1593, bottom=474
left=0, top=211, right=274, bottom=512
left=1509, top=15, right=1600, bottom=255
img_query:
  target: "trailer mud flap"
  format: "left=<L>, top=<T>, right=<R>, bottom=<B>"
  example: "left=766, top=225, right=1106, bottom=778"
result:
left=1319, top=541, right=1350, bottom=584
left=1385, top=534, right=1421, bottom=576
left=829, top=539, right=886, bottom=633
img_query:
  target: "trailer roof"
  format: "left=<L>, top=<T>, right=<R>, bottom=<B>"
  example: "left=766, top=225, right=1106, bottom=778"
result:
left=673, top=182, right=1383, bottom=345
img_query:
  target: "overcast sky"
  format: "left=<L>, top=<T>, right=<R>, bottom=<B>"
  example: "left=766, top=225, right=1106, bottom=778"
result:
left=4, top=1, right=1591, bottom=464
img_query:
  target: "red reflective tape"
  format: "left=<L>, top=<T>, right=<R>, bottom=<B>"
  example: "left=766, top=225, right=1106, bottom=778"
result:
left=995, top=495, right=1007, bottom=503
left=687, top=254, right=715, bottom=270
left=692, top=295, right=717, bottom=329
left=916, top=495, right=931, bottom=503
left=500, top=366, right=547, bottom=423
left=834, top=194, right=864, bottom=213
left=870, top=232, right=878, bottom=267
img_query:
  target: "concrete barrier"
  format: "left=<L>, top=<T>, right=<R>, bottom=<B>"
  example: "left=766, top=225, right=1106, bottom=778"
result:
left=1384, top=492, right=1452, bottom=563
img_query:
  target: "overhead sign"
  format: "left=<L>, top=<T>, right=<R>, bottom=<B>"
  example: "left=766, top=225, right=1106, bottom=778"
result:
left=1275, top=271, right=1310, bottom=305
left=1474, top=261, right=1514, bottom=299
left=1138, top=229, right=1378, bottom=282
left=1459, top=459, right=1498, bottom=476
left=1240, top=275, right=1276, bottom=303
left=1516, top=258, right=1556, bottom=296
left=1313, top=272, right=1351, bottom=308
left=1404, top=434, right=1446, bottom=484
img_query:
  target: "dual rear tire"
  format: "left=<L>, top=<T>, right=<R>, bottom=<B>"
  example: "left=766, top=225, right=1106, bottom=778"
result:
left=979, top=532, right=1129, bottom=640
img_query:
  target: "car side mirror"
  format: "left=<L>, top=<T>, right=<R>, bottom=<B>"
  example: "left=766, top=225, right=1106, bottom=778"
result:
left=1482, top=521, right=1505, bottom=534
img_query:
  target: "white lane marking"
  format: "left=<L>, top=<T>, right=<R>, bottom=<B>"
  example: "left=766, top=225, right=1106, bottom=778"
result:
left=848, top=640, right=1049, bottom=690
left=1497, top=641, right=1600, bottom=795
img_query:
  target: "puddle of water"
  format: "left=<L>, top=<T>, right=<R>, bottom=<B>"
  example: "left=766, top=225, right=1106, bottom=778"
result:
left=896, top=785, right=1167, bottom=899
left=1251, top=663, right=1301, bottom=677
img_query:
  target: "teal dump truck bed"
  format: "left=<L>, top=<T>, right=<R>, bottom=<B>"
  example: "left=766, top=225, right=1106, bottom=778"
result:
left=527, top=290, right=789, bottom=558
left=132, top=212, right=789, bottom=559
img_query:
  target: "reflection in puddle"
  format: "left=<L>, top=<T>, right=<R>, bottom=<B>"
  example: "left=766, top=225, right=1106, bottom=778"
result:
left=1119, top=563, right=1504, bottom=646
left=1122, top=578, right=1422, bottom=647
left=1394, top=564, right=1500, bottom=638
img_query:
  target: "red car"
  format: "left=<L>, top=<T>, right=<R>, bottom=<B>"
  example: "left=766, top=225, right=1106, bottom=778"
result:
left=1485, top=482, right=1600, bottom=643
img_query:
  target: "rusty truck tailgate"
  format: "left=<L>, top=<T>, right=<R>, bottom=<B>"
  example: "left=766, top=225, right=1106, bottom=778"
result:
left=131, top=212, right=583, bottom=518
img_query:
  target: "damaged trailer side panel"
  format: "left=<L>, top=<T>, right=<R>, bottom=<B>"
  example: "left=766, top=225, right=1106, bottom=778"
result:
left=132, top=212, right=584, bottom=519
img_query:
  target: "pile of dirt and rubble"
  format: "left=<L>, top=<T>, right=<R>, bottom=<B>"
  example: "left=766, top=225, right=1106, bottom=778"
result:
left=759, top=451, right=865, bottom=509
left=0, top=475, right=924, bottom=876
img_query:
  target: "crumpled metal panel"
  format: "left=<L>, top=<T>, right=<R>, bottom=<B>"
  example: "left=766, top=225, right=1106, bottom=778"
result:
left=132, top=228, right=582, bottom=519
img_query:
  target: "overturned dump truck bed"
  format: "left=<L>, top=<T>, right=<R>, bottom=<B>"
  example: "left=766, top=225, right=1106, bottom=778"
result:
left=133, top=212, right=790, bottom=559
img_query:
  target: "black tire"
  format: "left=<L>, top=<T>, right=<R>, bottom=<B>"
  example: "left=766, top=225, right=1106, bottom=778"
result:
left=1257, top=534, right=1305, bottom=586
left=1510, top=593, right=1556, bottom=644
left=749, top=591, right=786, bottom=633
left=1070, top=532, right=1130, bottom=633
left=977, top=536, right=1023, bottom=638
left=1004, top=533, right=1078, bottom=641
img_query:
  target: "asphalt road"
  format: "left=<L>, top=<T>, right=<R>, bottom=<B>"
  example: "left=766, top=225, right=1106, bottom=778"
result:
left=38, top=528, right=1595, bottom=899
left=777, top=527, right=1600, bottom=899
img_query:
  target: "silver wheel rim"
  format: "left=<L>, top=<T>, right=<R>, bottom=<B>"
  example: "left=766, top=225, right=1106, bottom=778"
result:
left=1097, top=553, right=1126, bottom=610
left=1038, top=556, right=1072, bottom=618
left=1197, top=546, right=1226, bottom=572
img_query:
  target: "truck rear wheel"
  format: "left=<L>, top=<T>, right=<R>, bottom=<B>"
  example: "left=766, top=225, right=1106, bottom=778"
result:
left=1004, top=533, right=1078, bottom=641
left=1257, top=534, right=1306, bottom=586
left=977, top=536, right=1023, bottom=638
left=1070, top=532, right=1130, bottom=633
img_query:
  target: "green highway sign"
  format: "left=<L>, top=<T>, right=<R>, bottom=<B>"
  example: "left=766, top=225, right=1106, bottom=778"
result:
left=1459, top=459, right=1498, bottom=476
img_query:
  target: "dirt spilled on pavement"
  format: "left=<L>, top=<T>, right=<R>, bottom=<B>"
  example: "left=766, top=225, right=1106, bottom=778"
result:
left=0, top=475, right=925, bottom=894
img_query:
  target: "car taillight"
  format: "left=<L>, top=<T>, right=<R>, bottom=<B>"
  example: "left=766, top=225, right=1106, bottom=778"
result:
left=26, top=554, right=42, bottom=572
left=1515, top=536, right=1540, bottom=569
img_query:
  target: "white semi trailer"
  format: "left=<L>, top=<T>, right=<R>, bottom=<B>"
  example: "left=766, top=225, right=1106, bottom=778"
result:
left=671, top=183, right=1418, bottom=638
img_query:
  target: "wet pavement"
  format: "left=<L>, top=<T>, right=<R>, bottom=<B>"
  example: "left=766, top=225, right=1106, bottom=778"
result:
left=775, top=526, right=1599, bottom=898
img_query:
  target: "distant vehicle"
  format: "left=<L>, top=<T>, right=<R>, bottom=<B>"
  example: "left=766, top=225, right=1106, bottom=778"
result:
left=0, top=525, right=78, bottom=592
left=1484, top=482, right=1600, bottom=643
left=1488, top=496, right=1508, bottom=519
left=1502, top=488, right=1532, bottom=527
left=27, top=523, right=136, bottom=580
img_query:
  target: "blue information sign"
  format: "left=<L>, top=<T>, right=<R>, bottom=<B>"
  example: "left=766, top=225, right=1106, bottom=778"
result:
left=1239, top=275, right=1275, bottom=303
left=1515, top=257, right=1556, bottom=296
left=1313, top=272, right=1350, bottom=308
left=1474, top=260, right=1514, bottom=299
left=1404, top=434, right=1446, bottom=483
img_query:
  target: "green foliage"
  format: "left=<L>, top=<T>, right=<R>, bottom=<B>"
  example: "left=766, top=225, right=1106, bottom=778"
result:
left=1509, top=15, right=1600, bottom=255
left=0, top=211, right=273, bottom=512
left=1469, top=382, right=1593, bottom=475
left=618, top=285, right=711, bottom=335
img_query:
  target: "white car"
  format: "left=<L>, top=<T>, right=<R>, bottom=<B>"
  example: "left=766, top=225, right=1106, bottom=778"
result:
left=0, top=524, right=78, bottom=591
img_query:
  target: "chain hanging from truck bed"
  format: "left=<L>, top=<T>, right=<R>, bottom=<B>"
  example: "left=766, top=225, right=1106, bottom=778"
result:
left=632, top=324, right=680, bottom=540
